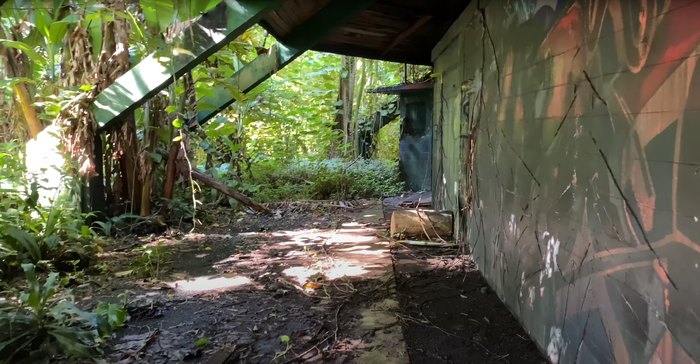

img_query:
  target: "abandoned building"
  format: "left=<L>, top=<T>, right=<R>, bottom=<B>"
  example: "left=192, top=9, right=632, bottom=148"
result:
left=91, top=0, right=700, bottom=362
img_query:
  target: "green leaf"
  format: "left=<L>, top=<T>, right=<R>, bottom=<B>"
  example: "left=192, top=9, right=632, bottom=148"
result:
left=194, top=337, right=209, bottom=348
left=7, top=227, right=41, bottom=261
left=172, top=118, right=184, bottom=129
left=42, top=273, right=60, bottom=302
left=165, top=105, right=178, bottom=113
left=172, top=135, right=183, bottom=142
left=85, top=12, right=104, bottom=63
left=280, top=335, right=290, bottom=344
left=48, top=328, right=92, bottom=358
left=0, top=77, right=35, bottom=90
left=0, top=40, right=47, bottom=65
left=140, top=0, right=176, bottom=32
left=97, top=303, right=126, bottom=330
left=149, top=152, right=163, bottom=163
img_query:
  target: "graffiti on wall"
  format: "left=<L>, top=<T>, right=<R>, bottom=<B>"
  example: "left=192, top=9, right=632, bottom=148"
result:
left=443, top=0, right=700, bottom=362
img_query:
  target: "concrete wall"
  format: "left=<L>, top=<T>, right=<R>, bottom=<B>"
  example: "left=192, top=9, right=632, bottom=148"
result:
left=432, top=1, right=700, bottom=362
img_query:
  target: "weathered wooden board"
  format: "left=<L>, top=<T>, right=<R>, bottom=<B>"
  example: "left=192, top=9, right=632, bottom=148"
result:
left=390, top=209, right=453, bottom=240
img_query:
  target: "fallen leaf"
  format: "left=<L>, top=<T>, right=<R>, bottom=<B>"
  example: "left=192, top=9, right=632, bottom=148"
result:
left=303, top=281, right=321, bottom=290
left=115, top=270, right=134, bottom=277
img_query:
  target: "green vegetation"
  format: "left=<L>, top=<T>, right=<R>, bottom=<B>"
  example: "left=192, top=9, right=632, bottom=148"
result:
left=0, top=264, right=125, bottom=362
left=0, top=0, right=427, bottom=360
left=243, top=159, right=404, bottom=203
left=130, top=243, right=170, bottom=279
left=0, top=141, right=92, bottom=274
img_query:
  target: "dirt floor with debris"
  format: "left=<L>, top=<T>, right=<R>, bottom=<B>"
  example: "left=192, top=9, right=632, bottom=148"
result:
left=84, top=199, right=546, bottom=363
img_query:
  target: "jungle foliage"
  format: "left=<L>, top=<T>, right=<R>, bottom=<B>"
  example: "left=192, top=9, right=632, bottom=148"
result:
left=0, top=0, right=427, bottom=360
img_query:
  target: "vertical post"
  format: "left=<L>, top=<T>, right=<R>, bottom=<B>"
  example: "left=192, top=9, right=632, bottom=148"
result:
left=89, top=133, right=106, bottom=214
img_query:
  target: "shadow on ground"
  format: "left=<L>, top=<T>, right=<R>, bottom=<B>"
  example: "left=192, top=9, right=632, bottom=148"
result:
left=85, top=199, right=545, bottom=363
left=393, top=244, right=546, bottom=363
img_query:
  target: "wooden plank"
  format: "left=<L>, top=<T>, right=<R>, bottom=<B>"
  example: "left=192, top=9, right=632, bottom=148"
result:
left=381, top=15, right=432, bottom=57
left=313, top=42, right=429, bottom=65
left=196, top=44, right=301, bottom=124
left=262, top=10, right=288, bottom=35
left=93, top=0, right=281, bottom=131
left=196, top=0, right=378, bottom=125
left=390, top=209, right=453, bottom=240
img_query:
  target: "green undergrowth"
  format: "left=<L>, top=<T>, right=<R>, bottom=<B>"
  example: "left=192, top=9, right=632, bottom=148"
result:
left=0, top=264, right=125, bottom=363
left=0, top=141, right=97, bottom=275
left=235, top=158, right=405, bottom=203
left=0, top=142, right=125, bottom=362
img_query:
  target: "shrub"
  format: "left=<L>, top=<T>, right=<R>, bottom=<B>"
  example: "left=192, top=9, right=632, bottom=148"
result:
left=0, top=142, right=95, bottom=274
left=0, top=264, right=125, bottom=362
left=246, top=158, right=404, bottom=202
left=130, top=243, right=170, bottom=279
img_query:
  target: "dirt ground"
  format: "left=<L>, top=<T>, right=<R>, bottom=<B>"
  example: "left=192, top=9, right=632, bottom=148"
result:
left=84, top=199, right=546, bottom=363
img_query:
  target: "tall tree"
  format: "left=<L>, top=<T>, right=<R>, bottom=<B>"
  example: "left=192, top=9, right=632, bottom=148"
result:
left=331, top=55, right=356, bottom=156
left=0, top=17, right=43, bottom=138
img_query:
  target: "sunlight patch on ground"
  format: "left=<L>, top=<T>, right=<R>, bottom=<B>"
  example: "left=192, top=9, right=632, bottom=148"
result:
left=184, top=233, right=235, bottom=241
left=327, top=229, right=377, bottom=244
left=168, top=275, right=252, bottom=293
left=342, top=222, right=363, bottom=227
left=336, top=247, right=388, bottom=256
left=283, top=260, right=369, bottom=286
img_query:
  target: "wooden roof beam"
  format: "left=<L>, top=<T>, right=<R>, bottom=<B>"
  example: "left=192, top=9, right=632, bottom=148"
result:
left=379, top=15, right=432, bottom=58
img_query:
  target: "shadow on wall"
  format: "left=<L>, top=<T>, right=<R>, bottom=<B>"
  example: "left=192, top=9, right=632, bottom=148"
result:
left=433, top=0, right=700, bottom=363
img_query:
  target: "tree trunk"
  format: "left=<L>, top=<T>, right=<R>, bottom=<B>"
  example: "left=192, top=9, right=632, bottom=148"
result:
left=162, top=142, right=179, bottom=202
left=190, top=169, right=271, bottom=214
left=12, top=84, right=42, bottom=138
left=0, top=27, right=43, bottom=138
left=139, top=96, right=166, bottom=215
left=353, top=60, right=369, bottom=156
left=331, top=56, right=356, bottom=157
left=342, top=56, right=356, bottom=146
left=99, top=0, right=141, bottom=214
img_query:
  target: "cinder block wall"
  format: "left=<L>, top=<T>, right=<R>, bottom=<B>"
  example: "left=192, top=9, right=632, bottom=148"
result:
left=432, top=1, right=700, bottom=362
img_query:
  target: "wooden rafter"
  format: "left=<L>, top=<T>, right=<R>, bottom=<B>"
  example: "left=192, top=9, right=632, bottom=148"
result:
left=380, top=15, right=432, bottom=57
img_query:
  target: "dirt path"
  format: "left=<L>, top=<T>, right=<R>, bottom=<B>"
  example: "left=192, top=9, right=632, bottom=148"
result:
left=393, top=244, right=546, bottom=363
left=87, top=200, right=545, bottom=363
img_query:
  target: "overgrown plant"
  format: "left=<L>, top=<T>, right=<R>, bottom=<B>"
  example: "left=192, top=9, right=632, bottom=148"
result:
left=131, top=243, right=170, bottom=279
left=208, top=158, right=404, bottom=204
left=0, top=140, right=94, bottom=274
left=0, top=264, right=126, bottom=363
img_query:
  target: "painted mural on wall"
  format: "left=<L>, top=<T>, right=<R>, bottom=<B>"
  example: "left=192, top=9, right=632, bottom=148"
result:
left=434, top=0, right=700, bottom=362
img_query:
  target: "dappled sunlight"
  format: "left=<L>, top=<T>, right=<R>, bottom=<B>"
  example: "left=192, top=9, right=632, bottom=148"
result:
left=183, top=233, right=235, bottom=241
left=327, top=230, right=377, bottom=244
left=282, top=259, right=370, bottom=286
left=325, top=261, right=370, bottom=279
left=338, top=248, right=388, bottom=256
left=167, top=274, right=252, bottom=293
left=159, top=222, right=393, bottom=292
left=341, top=222, right=363, bottom=228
